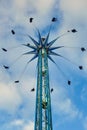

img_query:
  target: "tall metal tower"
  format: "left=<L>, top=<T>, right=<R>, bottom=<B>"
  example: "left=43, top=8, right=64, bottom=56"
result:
left=23, top=30, right=55, bottom=130
left=18, top=28, right=78, bottom=130
left=2, top=18, right=85, bottom=130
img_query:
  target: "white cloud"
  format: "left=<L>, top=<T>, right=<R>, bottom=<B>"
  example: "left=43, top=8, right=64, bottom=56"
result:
left=52, top=86, right=79, bottom=119
left=59, top=0, right=87, bottom=26
left=23, top=121, right=34, bottom=130
left=0, top=0, right=56, bottom=35
left=10, top=119, right=34, bottom=130
left=60, top=0, right=87, bottom=13
left=10, top=119, right=24, bottom=126
left=13, top=0, right=28, bottom=10
left=0, top=83, right=22, bottom=113
left=35, top=0, right=54, bottom=15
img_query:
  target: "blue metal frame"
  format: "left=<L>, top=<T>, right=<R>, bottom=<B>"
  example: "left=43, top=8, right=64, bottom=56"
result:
left=34, top=47, right=52, bottom=130
left=9, top=27, right=77, bottom=130
left=22, top=29, right=68, bottom=130
left=34, top=49, right=42, bottom=130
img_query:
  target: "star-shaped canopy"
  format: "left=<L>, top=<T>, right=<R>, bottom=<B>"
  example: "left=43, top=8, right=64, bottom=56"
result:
left=21, top=29, right=76, bottom=64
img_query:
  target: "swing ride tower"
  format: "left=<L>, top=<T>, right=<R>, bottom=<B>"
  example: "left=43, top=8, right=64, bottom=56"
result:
left=2, top=18, right=83, bottom=130
left=35, top=39, right=52, bottom=130
left=25, top=28, right=78, bottom=130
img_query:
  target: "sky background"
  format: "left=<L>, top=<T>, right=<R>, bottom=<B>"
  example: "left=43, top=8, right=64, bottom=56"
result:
left=0, top=0, right=87, bottom=130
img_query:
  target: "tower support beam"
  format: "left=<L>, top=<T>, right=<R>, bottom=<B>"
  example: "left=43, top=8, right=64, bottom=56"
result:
left=34, top=47, right=52, bottom=130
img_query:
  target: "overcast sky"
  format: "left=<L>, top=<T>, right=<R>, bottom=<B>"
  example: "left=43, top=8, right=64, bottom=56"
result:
left=0, top=0, right=87, bottom=130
